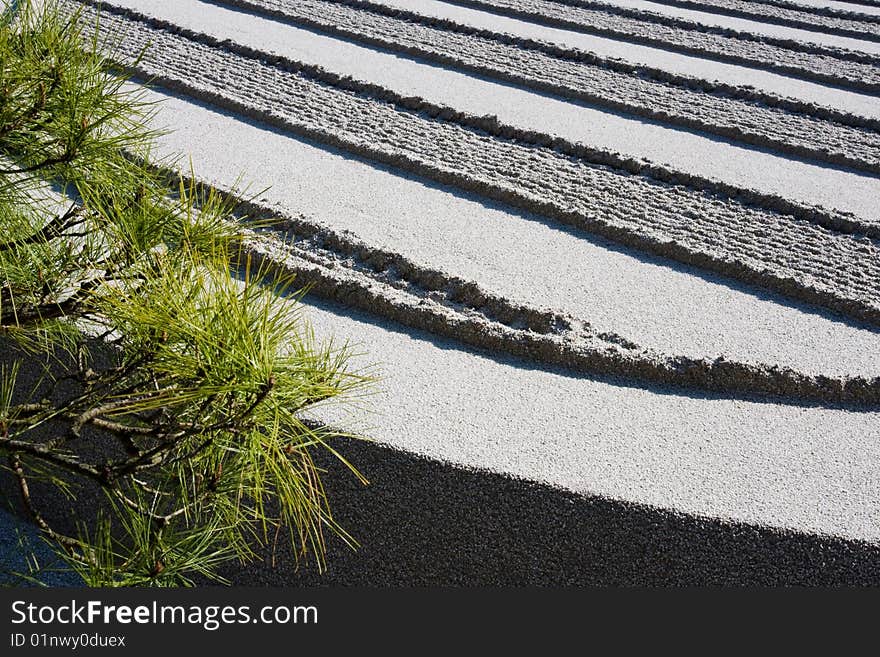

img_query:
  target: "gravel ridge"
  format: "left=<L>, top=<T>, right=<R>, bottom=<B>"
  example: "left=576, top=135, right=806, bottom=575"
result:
left=72, top=0, right=880, bottom=329
left=439, top=0, right=880, bottom=91
left=639, top=0, right=880, bottom=42
left=204, top=0, right=880, bottom=174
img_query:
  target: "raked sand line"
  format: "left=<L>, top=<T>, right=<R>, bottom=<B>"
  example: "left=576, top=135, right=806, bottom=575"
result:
left=640, top=0, right=880, bottom=42
left=138, top=86, right=880, bottom=387
left=604, top=0, right=880, bottom=48
left=369, top=0, right=880, bottom=117
left=76, top=2, right=880, bottom=327
left=101, top=0, right=880, bottom=221
left=166, top=175, right=876, bottom=406
left=829, top=0, right=880, bottom=10
left=439, top=0, right=880, bottom=91
left=208, top=0, right=880, bottom=132
left=301, top=297, right=880, bottom=546
left=243, top=216, right=880, bottom=406
left=476, top=0, right=880, bottom=53
left=205, top=0, right=880, bottom=175
left=732, top=0, right=880, bottom=20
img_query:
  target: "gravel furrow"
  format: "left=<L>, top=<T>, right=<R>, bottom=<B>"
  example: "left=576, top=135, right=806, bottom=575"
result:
left=74, top=2, right=880, bottom=327
left=240, top=204, right=880, bottom=406
left=210, top=0, right=880, bottom=174
left=153, top=169, right=879, bottom=406
left=91, top=0, right=880, bottom=235
left=754, top=0, right=880, bottom=17
left=487, top=0, right=880, bottom=54
left=439, top=0, right=880, bottom=91
left=628, top=0, right=880, bottom=41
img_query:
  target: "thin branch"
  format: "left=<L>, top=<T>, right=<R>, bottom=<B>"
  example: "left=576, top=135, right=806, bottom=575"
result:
left=0, top=436, right=104, bottom=481
left=8, top=402, right=52, bottom=417
left=8, top=454, right=82, bottom=550
left=0, top=151, right=72, bottom=175
left=0, top=205, right=85, bottom=252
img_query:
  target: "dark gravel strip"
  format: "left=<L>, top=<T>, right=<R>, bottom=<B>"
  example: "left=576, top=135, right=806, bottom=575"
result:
left=8, top=430, right=878, bottom=586
left=504, top=0, right=880, bottom=56
left=214, top=434, right=880, bottom=586
left=740, top=0, right=880, bottom=21
left=207, top=0, right=880, bottom=174
left=830, top=0, right=880, bottom=9
left=440, top=0, right=880, bottom=92
left=640, top=0, right=880, bottom=42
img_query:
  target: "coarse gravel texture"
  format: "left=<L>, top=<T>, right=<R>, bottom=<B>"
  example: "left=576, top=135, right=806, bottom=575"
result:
left=727, top=0, right=880, bottom=19
left=74, top=3, right=880, bottom=328
left=489, top=0, right=880, bottom=52
left=603, top=0, right=880, bottom=48
left=368, top=0, right=880, bottom=117
left=140, top=87, right=880, bottom=387
left=206, top=0, right=880, bottom=174
left=97, top=0, right=880, bottom=224
left=436, top=0, right=880, bottom=90
left=637, top=0, right=880, bottom=41
left=298, top=297, right=880, bottom=548
left=236, top=204, right=880, bottom=405
left=791, top=0, right=880, bottom=15
left=210, top=436, right=880, bottom=586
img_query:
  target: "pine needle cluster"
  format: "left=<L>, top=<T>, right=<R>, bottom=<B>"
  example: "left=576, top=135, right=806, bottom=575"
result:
left=0, top=0, right=370, bottom=586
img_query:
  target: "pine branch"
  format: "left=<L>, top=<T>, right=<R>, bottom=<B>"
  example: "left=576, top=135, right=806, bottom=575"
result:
left=0, top=205, right=85, bottom=251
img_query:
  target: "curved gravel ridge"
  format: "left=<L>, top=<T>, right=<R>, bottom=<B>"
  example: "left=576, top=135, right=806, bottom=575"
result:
left=746, top=0, right=880, bottom=20
left=841, top=0, right=880, bottom=8
left=207, top=0, right=880, bottom=175
left=228, top=199, right=880, bottom=407
left=473, top=0, right=880, bottom=56
left=74, top=2, right=880, bottom=327
left=438, top=0, right=880, bottom=91
left=639, top=0, right=880, bottom=42
left=87, top=1, right=880, bottom=236
left=740, top=0, right=880, bottom=16
left=204, top=0, right=880, bottom=132
left=145, top=165, right=880, bottom=406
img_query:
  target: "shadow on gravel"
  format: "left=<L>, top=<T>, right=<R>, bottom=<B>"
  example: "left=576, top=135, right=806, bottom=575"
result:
left=2, top=337, right=877, bottom=587
left=7, top=432, right=879, bottom=587
left=213, top=436, right=880, bottom=587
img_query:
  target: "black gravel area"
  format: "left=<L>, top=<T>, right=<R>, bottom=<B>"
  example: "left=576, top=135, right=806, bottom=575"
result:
left=4, top=433, right=879, bottom=587
left=212, top=437, right=880, bottom=587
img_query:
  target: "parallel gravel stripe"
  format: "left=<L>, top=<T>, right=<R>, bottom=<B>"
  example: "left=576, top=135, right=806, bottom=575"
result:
left=642, top=0, right=880, bottom=41
left=212, top=0, right=880, bottom=174
left=75, top=2, right=880, bottom=327
left=750, top=0, right=880, bottom=17
left=91, top=0, right=880, bottom=236
left=367, top=0, right=880, bottom=118
left=245, top=223, right=880, bottom=406
left=209, top=0, right=880, bottom=128
left=189, top=181, right=876, bottom=406
left=226, top=436, right=880, bottom=585
left=838, top=0, right=880, bottom=8
left=496, top=0, right=880, bottom=52
left=300, top=300, right=880, bottom=546
left=440, top=0, right=880, bottom=91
